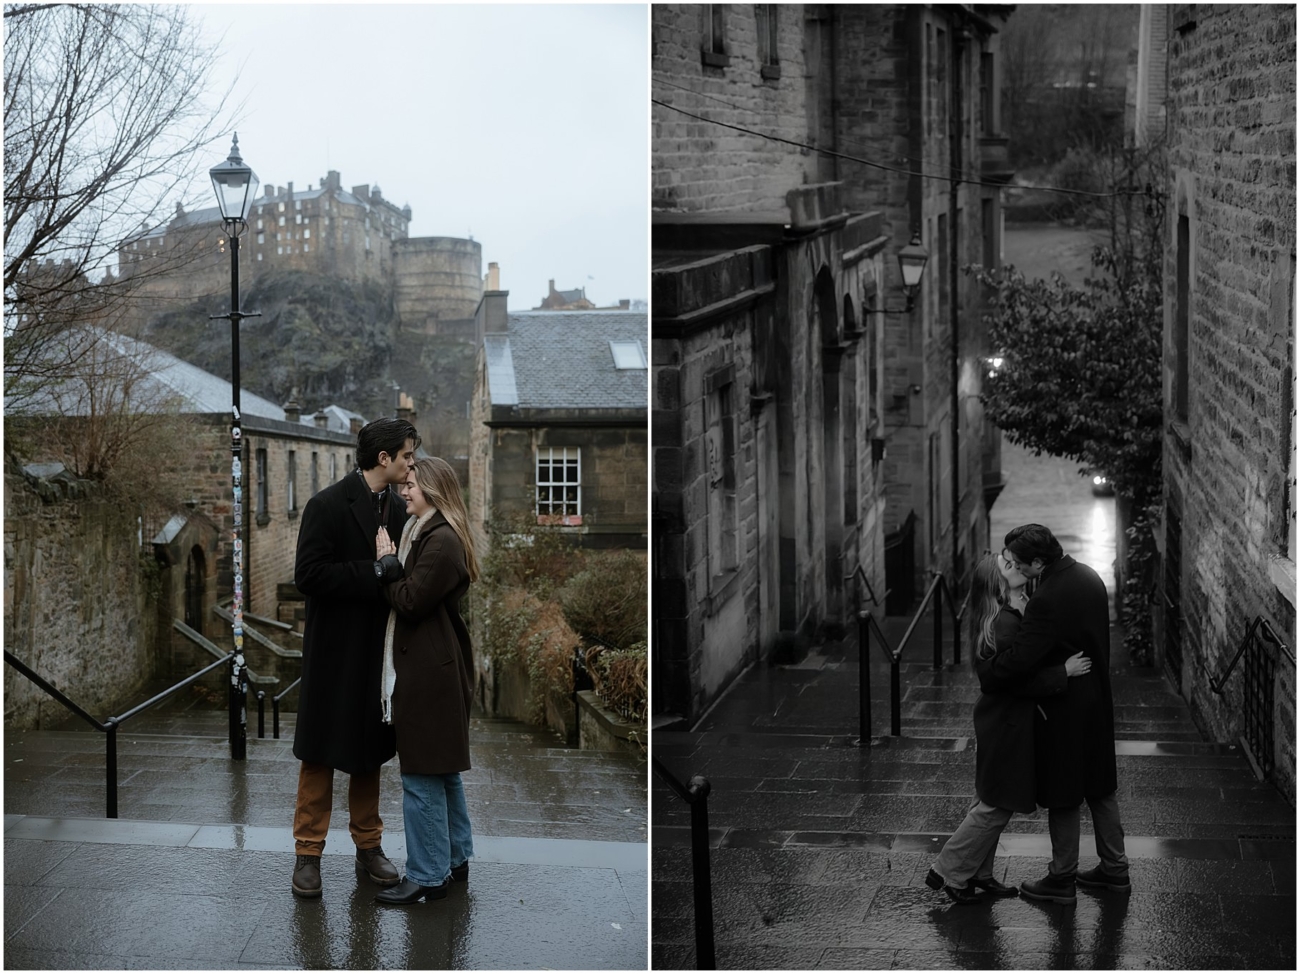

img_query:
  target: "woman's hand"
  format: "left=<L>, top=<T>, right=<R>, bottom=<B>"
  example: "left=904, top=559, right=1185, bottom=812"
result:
left=376, top=527, right=396, bottom=559
left=1064, top=651, right=1092, bottom=677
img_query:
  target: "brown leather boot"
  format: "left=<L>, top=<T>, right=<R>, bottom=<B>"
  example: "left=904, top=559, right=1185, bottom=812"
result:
left=292, top=854, right=322, bottom=898
left=356, top=845, right=400, bottom=886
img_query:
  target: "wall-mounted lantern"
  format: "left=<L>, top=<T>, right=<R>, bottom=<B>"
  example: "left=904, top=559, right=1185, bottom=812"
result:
left=866, top=232, right=931, bottom=314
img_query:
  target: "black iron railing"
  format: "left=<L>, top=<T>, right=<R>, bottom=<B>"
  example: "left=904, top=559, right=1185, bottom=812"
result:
left=1209, top=616, right=1294, bottom=780
left=651, top=756, right=715, bottom=970
left=853, top=570, right=967, bottom=742
left=4, top=650, right=235, bottom=818
left=256, top=676, right=303, bottom=740
left=572, top=645, right=594, bottom=747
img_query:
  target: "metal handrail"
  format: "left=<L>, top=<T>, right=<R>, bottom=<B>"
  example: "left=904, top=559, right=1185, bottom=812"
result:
left=1210, top=616, right=1294, bottom=696
left=651, top=756, right=716, bottom=970
left=4, top=649, right=234, bottom=818
left=844, top=564, right=887, bottom=608
left=853, top=570, right=966, bottom=741
left=255, top=675, right=303, bottom=740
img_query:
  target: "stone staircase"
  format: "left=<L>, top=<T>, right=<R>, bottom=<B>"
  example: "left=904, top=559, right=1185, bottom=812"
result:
left=650, top=626, right=1295, bottom=970
left=6, top=693, right=647, bottom=845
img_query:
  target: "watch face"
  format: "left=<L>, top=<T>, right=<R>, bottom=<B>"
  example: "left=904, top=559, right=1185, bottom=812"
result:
left=375, top=562, right=384, bottom=577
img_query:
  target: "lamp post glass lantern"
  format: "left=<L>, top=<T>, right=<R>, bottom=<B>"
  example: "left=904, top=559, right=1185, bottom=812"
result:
left=864, top=232, right=931, bottom=315
left=209, top=134, right=260, bottom=761
left=897, top=233, right=930, bottom=309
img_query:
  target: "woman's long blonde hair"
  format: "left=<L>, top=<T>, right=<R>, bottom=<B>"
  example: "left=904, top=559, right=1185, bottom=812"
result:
left=410, top=456, right=480, bottom=582
left=966, top=554, right=1009, bottom=662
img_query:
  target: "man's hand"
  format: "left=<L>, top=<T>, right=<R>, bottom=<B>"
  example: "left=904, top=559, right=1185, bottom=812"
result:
left=1064, top=651, right=1092, bottom=677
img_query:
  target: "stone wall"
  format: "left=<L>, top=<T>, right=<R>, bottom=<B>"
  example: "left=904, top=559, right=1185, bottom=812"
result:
left=4, top=473, right=163, bottom=729
left=483, top=422, right=647, bottom=548
left=651, top=4, right=815, bottom=212
left=1163, top=3, right=1296, bottom=804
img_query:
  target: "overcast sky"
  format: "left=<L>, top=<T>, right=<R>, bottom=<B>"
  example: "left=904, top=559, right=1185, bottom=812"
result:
left=192, top=3, right=648, bottom=310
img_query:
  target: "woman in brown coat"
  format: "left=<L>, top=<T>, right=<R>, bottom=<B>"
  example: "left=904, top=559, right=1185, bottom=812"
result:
left=371, top=456, right=480, bottom=905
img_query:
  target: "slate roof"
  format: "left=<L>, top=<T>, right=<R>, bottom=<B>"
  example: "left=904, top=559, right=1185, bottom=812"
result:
left=484, top=311, right=647, bottom=411
left=11, top=326, right=291, bottom=422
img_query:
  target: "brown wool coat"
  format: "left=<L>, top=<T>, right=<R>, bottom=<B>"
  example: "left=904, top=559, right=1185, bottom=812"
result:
left=383, top=512, right=474, bottom=775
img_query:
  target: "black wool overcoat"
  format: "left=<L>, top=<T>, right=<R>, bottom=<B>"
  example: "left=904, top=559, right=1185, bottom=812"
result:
left=979, top=555, right=1118, bottom=807
left=972, top=606, right=1068, bottom=813
left=292, top=471, right=402, bottom=774
left=383, top=513, right=474, bottom=775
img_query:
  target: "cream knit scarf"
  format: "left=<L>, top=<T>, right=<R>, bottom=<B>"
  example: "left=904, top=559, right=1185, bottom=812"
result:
left=381, top=508, right=437, bottom=724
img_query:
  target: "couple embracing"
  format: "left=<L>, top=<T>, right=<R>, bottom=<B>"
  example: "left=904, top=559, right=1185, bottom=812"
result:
left=290, top=417, right=480, bottom=905
left=927, top=524, right=1131, bottom=906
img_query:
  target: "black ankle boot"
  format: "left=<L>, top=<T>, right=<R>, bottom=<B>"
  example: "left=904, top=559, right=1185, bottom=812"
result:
left=375, top=877, right=449, bottom=905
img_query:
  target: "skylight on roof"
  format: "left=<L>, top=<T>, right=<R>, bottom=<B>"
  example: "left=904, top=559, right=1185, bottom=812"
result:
left=610, top=340, right=646, bottom=370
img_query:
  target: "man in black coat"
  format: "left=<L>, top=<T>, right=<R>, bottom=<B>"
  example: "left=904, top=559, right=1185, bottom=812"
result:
left=289, top=417, right=419, bottom=898
left=981, top=523, right=1131, bottom=905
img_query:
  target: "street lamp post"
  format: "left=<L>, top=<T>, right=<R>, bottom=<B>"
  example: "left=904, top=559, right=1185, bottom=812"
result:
left=209, top=134, right=260, bottom=761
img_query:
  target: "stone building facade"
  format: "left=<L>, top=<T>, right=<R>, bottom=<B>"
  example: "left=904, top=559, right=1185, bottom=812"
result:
left=116, top=170, right=482, bottom=337
left=651, top=4, right=1013, bottom=724
left=1157, top=3, right=1297, bottom=803
left=4, top=333, right=360, bottom=717
left=469, top=291, right=648, bottom=550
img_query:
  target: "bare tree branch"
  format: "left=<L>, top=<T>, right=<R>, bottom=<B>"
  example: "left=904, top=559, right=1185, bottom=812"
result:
left=4, top=3, right=242, bottom=406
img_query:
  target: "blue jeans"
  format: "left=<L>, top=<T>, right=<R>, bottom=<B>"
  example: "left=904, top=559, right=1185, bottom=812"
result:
left=401, top=771, right=474, bottom=887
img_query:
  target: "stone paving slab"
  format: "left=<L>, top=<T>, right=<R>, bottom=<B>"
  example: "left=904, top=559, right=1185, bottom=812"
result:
left=6, top=704, right=648, bottom=969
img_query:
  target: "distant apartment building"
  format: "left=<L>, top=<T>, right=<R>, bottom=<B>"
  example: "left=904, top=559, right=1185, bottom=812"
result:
left=651, top=4, right=1014, bottom=724
left=1156, top=3, right=1296, bottom=804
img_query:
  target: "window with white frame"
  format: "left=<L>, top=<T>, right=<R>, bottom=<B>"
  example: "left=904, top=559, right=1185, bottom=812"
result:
left=536, top=447, right=580, bottom=518
left=610, top=340, right=646, bottom=369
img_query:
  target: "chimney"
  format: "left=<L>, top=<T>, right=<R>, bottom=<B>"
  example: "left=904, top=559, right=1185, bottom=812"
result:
left=475, top=263, right=509, bottom=343
left=352, top=184, right=370, bottom=200
left=548, top=278, right=556, bottom=295
left=286, top=181, right=294, bottom=200
left=313, top=411, right=329, bottom=429
left=619, top=299, right=630, bottom=310
left=396, top=392, right=417, bottom=424
left=282, top=388, right=302, bottom=423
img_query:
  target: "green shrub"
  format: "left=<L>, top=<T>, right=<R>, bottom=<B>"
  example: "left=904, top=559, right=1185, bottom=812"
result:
left=558, top=549, right=647, bottom=651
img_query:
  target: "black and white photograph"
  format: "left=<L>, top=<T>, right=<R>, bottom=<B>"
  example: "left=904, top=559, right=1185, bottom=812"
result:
left=648, top=4, right=1296, bottom=970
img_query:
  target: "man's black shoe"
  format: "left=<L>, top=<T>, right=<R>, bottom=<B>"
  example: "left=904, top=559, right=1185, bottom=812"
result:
left=451, top=862, right=469, bottom=883
left=355, top=846, right=400, bottom=887
left=1020, top=873, right=1077, bottom=905
left=1077, top=866, right=1132, bottom=892
left=375, top=877, right=450, bottom=905
left=925, top=868, right=985, bottom=905
left=969, top=876, right=1019, bottom=898
left=292, top=854, right=322, bottom=899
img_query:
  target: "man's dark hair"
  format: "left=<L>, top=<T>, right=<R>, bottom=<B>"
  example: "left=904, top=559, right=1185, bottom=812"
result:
left=355, top=417, right=420, bottom=470
left=1004, top=523, right=1063, bottom=566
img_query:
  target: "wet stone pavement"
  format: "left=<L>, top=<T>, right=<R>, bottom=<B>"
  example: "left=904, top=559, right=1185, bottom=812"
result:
left=5, top=703, right=647, bottom=969
left=650, top=622, right=1296, bottom=970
